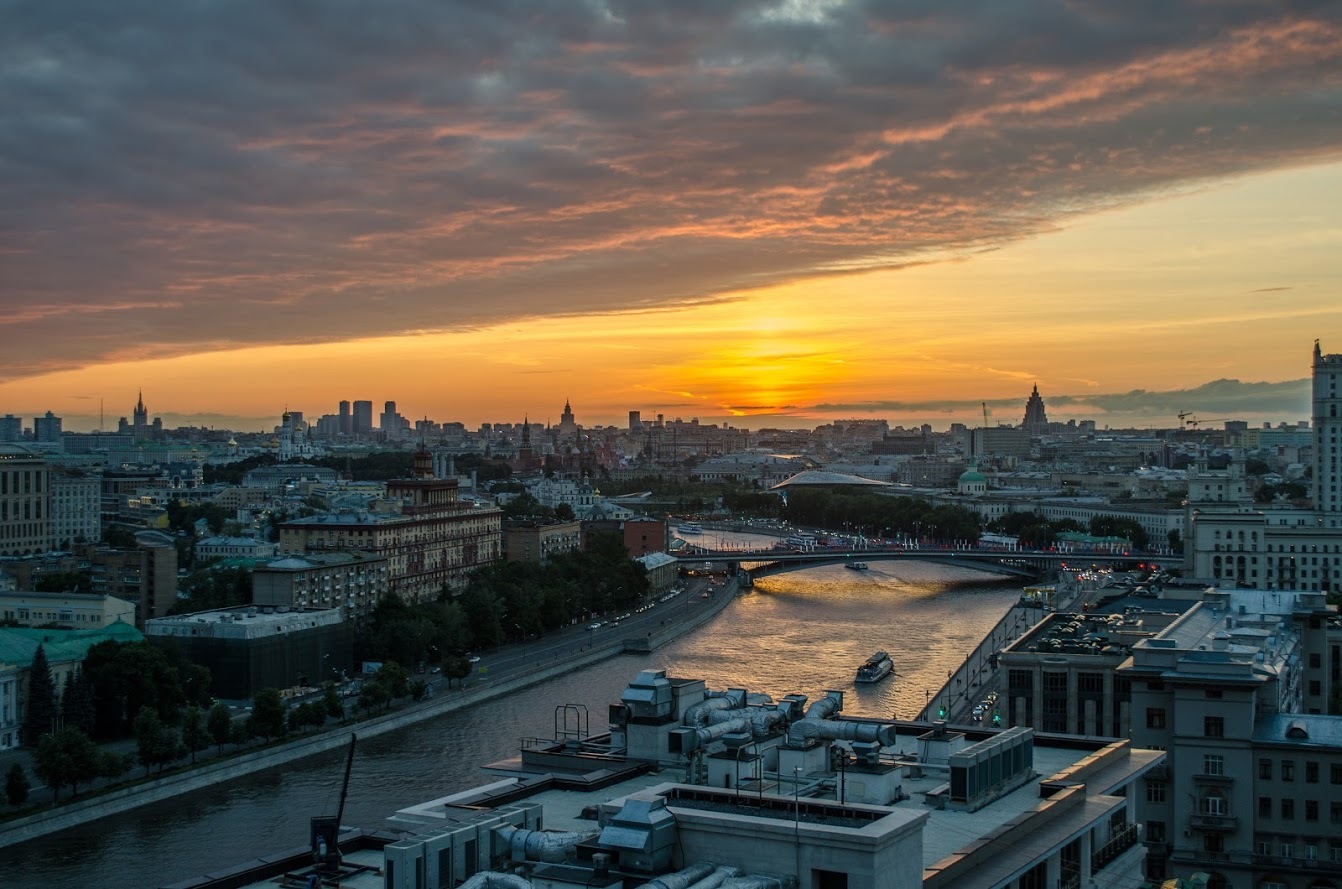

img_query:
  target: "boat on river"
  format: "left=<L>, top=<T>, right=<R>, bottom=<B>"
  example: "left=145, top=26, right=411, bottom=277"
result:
left=845, top=562, right=869, bottom=571
left=855, top=650, right=894, bottom=683
left=678, top=522, right=704, bottom=535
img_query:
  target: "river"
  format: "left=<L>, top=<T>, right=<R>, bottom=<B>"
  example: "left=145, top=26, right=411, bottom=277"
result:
left=0, top=540, right=1021, bottom=889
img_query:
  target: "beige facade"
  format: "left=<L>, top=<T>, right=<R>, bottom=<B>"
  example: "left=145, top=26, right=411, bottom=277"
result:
left=0, top=444, right=50, bottom=556
left=0, top=591, right=135, bottom=628
left=502, top=520, right=581, bottom=564
left=280, top=466, right=501, bottom=604
left=49, top=472, right=100, bottom=550
left=252, top=552, right=389, bottom=623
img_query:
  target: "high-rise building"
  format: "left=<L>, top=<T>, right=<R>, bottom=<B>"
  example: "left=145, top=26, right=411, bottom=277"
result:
left=380, top=401, right=403, bottom=437
left=0, top=415, right=23, bottom=442
left=352, top=400, right=373, bottom=435
left=1314, top=340, right=1341, bottom=526
left=132, top=390, right=149, bottom=441
left=338, top=400, right=351, bottom=435
left=629, top=410, right=642, bottom=431
left=33, top=411, right=61, bottom=443
left=0, top=445, right=50, bottom=556
left=1022, top=383, right=1049, bottom=435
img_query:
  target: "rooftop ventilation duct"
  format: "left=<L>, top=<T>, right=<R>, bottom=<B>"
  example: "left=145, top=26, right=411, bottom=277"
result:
left=635, top=861, right=718, bottom=889
left=494, top=825, right=595, bottom=863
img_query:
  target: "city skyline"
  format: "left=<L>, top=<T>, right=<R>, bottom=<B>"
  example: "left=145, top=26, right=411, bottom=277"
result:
left=3, top=3, right=1340, bottom=431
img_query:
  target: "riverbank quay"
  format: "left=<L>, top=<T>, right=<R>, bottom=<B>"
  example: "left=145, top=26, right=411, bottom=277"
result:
left=0, top=577, right=740, bottom=850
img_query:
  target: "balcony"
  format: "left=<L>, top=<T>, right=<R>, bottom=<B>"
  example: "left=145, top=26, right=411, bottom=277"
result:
left=1191, top=772, right=1234, bottom=786
left=1188, top=813, right=1237, bottom=831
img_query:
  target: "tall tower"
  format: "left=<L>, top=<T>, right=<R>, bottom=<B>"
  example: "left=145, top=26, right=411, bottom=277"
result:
left=338, top=400, right=351, bottom=435
left=1314, top=340, right=1342, bottom=526
left=132, top=390, right=149, bottom=441
left=1022, top=384, right=1049, bottom=435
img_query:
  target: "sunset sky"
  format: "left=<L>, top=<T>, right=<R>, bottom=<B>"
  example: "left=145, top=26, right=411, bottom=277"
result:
left=3, top=2, right=1341, bottom=432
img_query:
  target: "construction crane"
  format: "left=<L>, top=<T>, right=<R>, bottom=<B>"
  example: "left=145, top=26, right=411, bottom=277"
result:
left=1180, top=414, right=1233, bottom=430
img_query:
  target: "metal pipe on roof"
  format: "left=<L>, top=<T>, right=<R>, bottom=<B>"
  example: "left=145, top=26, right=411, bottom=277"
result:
left=494, top=825, right=596, bottom=863
left=636, top=861, right=718, bottom=889
left=786, top=718, right=896, bottom=747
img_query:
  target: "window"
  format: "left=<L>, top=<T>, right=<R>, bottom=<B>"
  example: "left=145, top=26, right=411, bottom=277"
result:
left=1306, top=800, right=1319, bottom=821
left=1282, top=759, right=1295, bottom=781
left=1281, top=842, right=1294, bottom=859
left=1204, top=833, right=1223, bottom=853
left=1146, top=820, right=1166, bottom=843
left=1331, top=802, right=1342, bottom=825
left=1146, top=782, right=1166, bottom=803
left=1260, top=758, right=1273, bottom=780
left=1203, top=794, right=1227, bottom=816
left=1203, top=754, right=1224, bottom=776
left=1259, top=797, right=1272, bottom=818
left=1332, top=763, right=1342, bottom=784
left=1146, top=708, right=1166, bottom=729
left=1307, top=761, right=1319, bottom=783
left=1258, top=841, right=1272, bottom=856
left=1204, top=716, right=1224, bottom=738
left=1282, top=799, right=1295, bottom=820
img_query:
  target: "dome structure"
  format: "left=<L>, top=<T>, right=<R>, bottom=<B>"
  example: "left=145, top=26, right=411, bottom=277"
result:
left=957, top=464, right=987, bottom=496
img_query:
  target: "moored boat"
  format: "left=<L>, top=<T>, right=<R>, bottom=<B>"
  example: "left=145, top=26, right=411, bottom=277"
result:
left=855, top=650, right=894, bottom=683
left=845, top=562, right=869, bottom=571
left=678, top=522, right=704, bottom=535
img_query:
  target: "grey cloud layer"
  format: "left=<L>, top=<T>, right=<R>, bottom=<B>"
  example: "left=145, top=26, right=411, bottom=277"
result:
left=2, top=1, right=1340, bottom=378
left=810, top=378, right=1311, bottom=421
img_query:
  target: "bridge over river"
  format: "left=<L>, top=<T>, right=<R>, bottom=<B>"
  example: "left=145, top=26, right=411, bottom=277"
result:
left=672, top=543, right=1182, bottom=580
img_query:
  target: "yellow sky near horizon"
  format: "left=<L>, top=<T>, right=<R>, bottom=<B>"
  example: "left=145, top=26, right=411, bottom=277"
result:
left=5, top=159, right=1340, bottom=433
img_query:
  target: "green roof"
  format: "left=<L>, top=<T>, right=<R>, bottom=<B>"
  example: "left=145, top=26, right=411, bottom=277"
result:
left=0, top=620, right=143, bottom=668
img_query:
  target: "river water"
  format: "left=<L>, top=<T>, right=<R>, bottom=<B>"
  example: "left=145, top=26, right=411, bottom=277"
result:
left=1, top=542, right=1021, bottom=889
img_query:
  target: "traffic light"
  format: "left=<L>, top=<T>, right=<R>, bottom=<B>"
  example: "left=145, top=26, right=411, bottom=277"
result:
left=991, top=710, right=1001, bottom=726
left=938, top=705, right=947, bottom=718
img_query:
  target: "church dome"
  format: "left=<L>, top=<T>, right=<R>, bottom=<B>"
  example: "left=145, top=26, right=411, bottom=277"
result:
left=958, top=467, right=986, bottom=483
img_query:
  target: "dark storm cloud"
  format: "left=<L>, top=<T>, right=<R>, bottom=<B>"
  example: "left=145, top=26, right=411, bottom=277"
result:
left=2, top=0, right=1340, bottom=378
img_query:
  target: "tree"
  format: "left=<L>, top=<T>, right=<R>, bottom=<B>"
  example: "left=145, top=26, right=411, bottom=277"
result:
left=321, top=682, right=344, bottom=720
left=31, top=727, right=99, bottom=800
left=181, top=705, right=209, bottom=764
left=357, top=680, right=390, bottom=715
left=33, top=571, right=94, bottom=593
left=23, top=644, right=57, bottom=746
left=207, top=702, right=233, bottom=754
left=250, top=688, right=287, bottom=742
left=33, top=733, right=72, bottom=802
left=410, top=679, right=427, bottom=702
left=61, top=667, right=96, bottom=736
left=375, top=662, right=410, bottom=701
left=133, top=706, right=179, bottom=776
left=98, top=750, right=133, bottom=785
left=5, top=763, right=30, bottom=809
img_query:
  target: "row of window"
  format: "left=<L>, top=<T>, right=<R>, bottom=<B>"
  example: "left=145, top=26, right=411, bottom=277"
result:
left=1258, top=758, right=1342, bottom=783
left=1257, top=796, right=1340, bottom=823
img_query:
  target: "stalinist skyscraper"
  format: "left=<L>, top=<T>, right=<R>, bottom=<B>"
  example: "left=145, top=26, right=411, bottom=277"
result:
left=132, top=390, right=149, bottom=441
left=1022, top=384, right=1049, bottom=435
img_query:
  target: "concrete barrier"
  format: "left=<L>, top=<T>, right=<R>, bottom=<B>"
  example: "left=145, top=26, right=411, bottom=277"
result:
left=0, top=580, right=741, bottom=848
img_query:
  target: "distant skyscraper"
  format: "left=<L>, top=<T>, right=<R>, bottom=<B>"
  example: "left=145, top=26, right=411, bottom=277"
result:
left=338, top=400, right=351, bottom=435
left=0, top=414, right=22, bottom=442
left=1022, top=384, right=1050, bottom=435
left=132, top=390, right=149, bottom=440
left=352, top=400, right=373, bottom=435
left=1314, top=340, right=1341, bottom=525
left=629, top=410, right=642, bottom=431
left=34, top=411, right=62, bottom=442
